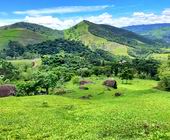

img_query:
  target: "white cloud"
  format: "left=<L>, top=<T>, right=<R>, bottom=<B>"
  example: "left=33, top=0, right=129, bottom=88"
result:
left=14, top=5, right=113, bottom=15
left=23, top=8, right=170, bottom=30
left=162, top=8, right=170, bottom=16
left=87, top=10, right=170, bottom=27
left=1, top=8, right=170, bottom=30
left=24, top=16, right=82, bottom=30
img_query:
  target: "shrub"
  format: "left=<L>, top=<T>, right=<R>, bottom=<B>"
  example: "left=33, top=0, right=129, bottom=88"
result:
left=53, top=88, right=67, bottom=95
left=158, top=76, right=170, bottom=91
left=119, top=67, right=134, bottom=84
left=16, top=81, right=36, bottom=96
left=77, top=68, right=92, bottom=78
left=72, top=76, right=80, bottom=85
left=0, top=59, right=19, bottom=80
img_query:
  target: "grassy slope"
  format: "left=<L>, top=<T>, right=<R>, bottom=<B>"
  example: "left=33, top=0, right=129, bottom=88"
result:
left=1, top=77, right=170, bottom=139
left=2, top=22, right=64, bottom=39
left=0, top=28, right=47, bottom=50
left=0, top=22, right=65, bottom=50
left=64, top=22, right=129, bottom=56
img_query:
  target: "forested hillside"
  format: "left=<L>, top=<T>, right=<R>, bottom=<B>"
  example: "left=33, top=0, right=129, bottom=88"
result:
left=124, top=23, right=170, bottom=43
left=65, top=20, right=167, bottom=57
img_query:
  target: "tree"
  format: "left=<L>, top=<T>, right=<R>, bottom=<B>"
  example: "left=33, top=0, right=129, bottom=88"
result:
left=6, top=41, right=25, bottom=58
left=119, top=67, right=134, bottom=84
left=159, top=55, right=170, bottom=78
left=158, top=76, right=170, bottom=91
left=42, top=52, right=91, bottom=70
left=111, top=62, right=119, bottom=76
left=0, top=59, right=19, bottom=80
left=132, top=58, right=160, bottom=79
left=34, top=71, right=59, bottom=94
left=77, top=68, right=92, bottom=78
left=17, top=81, right=37, bottom=96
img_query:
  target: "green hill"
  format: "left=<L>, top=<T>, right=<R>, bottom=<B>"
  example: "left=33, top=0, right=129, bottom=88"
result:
left=1, top=22, right=63, bottom=39
left=0, top=21, right=167, bottom=56
left=0, top=28, right=47, bottom=50
left=123, top=23, right=170, bottom=43
left=64, top=21, right=130, bottom=56
left=0, top=22, right=64, bottom=50
left=64, top=20, right=164, bottom=56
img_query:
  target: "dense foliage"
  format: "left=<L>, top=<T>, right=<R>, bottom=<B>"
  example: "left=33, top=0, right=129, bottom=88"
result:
left=1, top=39, right=114, bottom=62
left=158, top=76, right=170, bottom=91
left=132, top=58, right=160, bottom=79
left=0, top=59, right=19, bottom=80
left=158, top=55, right=170, bottom=91
left=5, top=41, right=25, bottom=58
left=42, top=53, right=91, bottom=70
left=0, top=38, right=167, bottom=94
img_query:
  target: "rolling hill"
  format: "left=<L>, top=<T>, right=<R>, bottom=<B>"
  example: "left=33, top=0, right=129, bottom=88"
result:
left=0, top=28, right=46, bottom=50
left=64, top=20, right=129, bottom=56
left=123, top=23, right=170, bottom=43
left=0, top=22, right=63, bottom=50
left=64, top=20, right=164, bottom=56
left=0, top=21, right=168, bottom=57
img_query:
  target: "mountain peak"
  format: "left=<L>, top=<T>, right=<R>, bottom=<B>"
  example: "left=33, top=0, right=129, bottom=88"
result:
left=77, top=20, right=94, bottom=26
left=81, top=20, right=91, bottom=23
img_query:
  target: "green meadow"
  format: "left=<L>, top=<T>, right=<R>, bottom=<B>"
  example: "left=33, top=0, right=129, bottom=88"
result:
left=0, top=18, right=170, bottom=140
left=1, top=77, right=170, bottom=140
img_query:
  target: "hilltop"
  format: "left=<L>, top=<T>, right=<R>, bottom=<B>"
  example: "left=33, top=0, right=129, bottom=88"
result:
left=1, top=22, right=63, bottom=39
left=0, top=22, right=63, bottom=50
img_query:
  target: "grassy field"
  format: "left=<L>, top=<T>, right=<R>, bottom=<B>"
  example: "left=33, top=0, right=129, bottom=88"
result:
left=1, top=77, right=170, bottom=140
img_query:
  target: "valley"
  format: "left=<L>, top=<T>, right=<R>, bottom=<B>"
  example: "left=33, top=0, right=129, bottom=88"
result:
left=0, top=19, right=170, bottom=140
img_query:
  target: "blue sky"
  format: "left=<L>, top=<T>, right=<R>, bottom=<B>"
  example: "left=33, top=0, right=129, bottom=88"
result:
left=0, top=0, right=170, bottom=29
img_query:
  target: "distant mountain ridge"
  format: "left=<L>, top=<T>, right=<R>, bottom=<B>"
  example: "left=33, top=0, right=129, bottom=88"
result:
left=123, top=23, right=170, bottom=43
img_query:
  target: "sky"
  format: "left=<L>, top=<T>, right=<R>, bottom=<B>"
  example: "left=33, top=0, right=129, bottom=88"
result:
left=0, top=0, right=170, bottom=30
